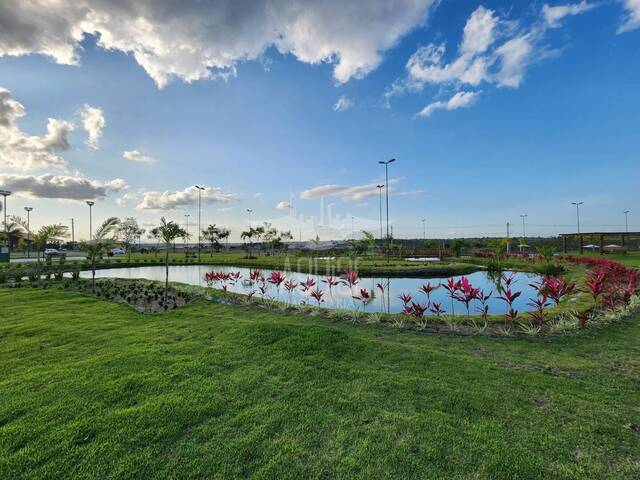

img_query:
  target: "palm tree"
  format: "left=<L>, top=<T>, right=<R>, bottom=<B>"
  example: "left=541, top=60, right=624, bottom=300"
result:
left=32, top=224, right=68, bottom=284
left=80, top=217, right=120, bottom=292
left=156, top=217, right=187, bottom=302
left=240, top=228, right=255, bottom=259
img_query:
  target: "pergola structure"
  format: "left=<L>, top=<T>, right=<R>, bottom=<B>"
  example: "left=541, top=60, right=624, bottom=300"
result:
left=559, top=232, right=639, bottom=254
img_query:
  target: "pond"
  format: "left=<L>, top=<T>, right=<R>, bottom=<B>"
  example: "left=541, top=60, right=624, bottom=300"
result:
left=82, top=265, right=544, bottom=315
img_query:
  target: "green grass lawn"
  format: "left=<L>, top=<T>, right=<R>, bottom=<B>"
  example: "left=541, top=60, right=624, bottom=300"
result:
left=1, top=289, right=639, bottom=479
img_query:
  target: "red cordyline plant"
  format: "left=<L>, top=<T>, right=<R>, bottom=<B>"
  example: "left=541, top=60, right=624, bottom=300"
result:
left=267, top=271, right=286, bottom=299
left=284, top=279, right=298, bottom=304
left=399, top=293, right=412, bottom=309
left=376, top=280, right=389, bottom=310
left=585, top=271, right=607, bottom=303
left=419, top=282, right=439, bottom=302
left=430, top=302, right=444, bottom=317
left=408, top=302, right=429, bottom=318
left=341, top=271, right=359, bottom=290
left=299, top=276, right=316, bottom=293
left=527, top=292, right=550, bottom=326
left=353, top=288, right=373, bottom=311
left=442, top=278, right=462, bottom=316
left=539, top=276, right=575, bottom=306
left=322, top=276, right=340, bottom=306
left=310, top=288, right=325, bottom=306
left=475, top=289, right=492, bottom=322
left=454, top=276, right=481, bottom=318
left=498, top=286, right=522, bottom=325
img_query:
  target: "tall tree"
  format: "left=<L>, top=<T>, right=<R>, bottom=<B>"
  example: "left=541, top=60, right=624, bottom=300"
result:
left=80, top=217, right=120, bottom=292
left=155, top=218, right=187, bottom=302
left=117, top=217, right=144, bottom=260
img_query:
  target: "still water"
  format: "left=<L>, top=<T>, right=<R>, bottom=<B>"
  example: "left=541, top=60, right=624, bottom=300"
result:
left=83, top=265, right=543, bottom=314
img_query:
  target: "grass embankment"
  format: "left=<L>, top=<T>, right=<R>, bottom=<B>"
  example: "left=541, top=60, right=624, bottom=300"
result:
left=1, top=289, right=639, bottom=479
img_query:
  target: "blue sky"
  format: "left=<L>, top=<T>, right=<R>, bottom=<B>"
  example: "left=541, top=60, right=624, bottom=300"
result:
left=0, top=0, right=638, bottom=240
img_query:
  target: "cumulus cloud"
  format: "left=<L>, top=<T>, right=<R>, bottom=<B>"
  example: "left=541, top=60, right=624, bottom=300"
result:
left=79, top=104, right=105, bottom=149
left=0, top=0, right=438, bottom=88
left=275, top=201, right=293, bottom=210
left=0, top=87, right=73, bottom=171
left=619, top=0, right=640, bottom=32
left=543, top=1, right=594, bottom=28
left=123, top=149, right=154, bottom=164
left=417, top=90, right=480, bottom=118
left=300, top=179, right=401, bottom=203
left=333, top=95, right=354, bottom=112
left=136, top=185, right=239, bottom=211
left=0, top=173, right=126, bottom=200
left=387, top=3, right=596, bottom=116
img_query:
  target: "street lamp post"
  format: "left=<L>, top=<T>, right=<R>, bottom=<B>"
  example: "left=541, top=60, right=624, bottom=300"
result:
left=0, top=190, right=11, bottom=246
left=376, top=184, right=384, bottom=244
left=351, top=216, right=355, bottom=239
left=24, top=207, right=33, bottom=258
left=422, top=218, right=426, bottom=240
left=520, top=214, right=528, bottom=238
left=86, top=201, right=95, bottom=241
left=571, top=201, right=584, bottom=234
left=378, top=158, right=396, bottom=263
left=184, top=214, right=190, bottom=249
left=624, top=210, right=630, bottom=233
left=246, top=209, right=253, bottom=229
left=195, top=185, right=205, bottom=261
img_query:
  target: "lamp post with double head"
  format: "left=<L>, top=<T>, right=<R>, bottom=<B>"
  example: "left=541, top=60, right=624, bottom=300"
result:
left=0, top=190, right=11, bottom=247
left=571, top=202, right=584, bottom=234
left=376, top=184, right=384, bottom=244
left=624, top=210, right=630, bottom=233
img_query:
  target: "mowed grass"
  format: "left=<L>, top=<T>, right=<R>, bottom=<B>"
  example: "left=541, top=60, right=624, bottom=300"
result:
left=1, top=289, right=639, bottom=479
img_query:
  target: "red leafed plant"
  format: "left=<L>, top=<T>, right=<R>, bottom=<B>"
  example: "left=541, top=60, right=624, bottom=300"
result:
left=419, top=282, right=439, bottom=302
left=353, top=288, right=372, bottom=311
left=310, top=288, right=325, bottom=306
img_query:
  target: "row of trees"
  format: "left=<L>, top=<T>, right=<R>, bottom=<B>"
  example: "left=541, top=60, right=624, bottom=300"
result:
left=240, top=222, right=293, bottom=258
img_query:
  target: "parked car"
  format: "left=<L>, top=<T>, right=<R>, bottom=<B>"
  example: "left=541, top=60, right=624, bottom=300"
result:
left=44, top=248, right=60, bottom=256
left=111, top=248, right=126, bottom=255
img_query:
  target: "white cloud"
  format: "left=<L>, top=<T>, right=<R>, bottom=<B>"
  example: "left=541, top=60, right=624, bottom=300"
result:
left=0, top=173, right=126, bottom=200
left=275, top=201, right=293, bottom=210
left=417, top=90, right=480, bottom=118
left=390, top=3, right=596, bottom=116
left=136, top=185, right=239, bottom=211
left=300, top=179, right=401, bottom=203
left=0, top=0, right=438, bottom=88
left=543, top=2, right=594, bottom=28
left=79, top=104, right=105, bottom=149
left=333, top=95, right=354, bottom=112
left=619, top=0, right=640, bottom=32
left=0, top=87, right=73, bottom=171
left=123, top=149, right=154, bottom=164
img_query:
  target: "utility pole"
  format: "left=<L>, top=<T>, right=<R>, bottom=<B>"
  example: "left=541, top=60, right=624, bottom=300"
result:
left=71, top=218, right=75, bottom=244
left=520, top=214, right=528, bottom=238
left=184, top=214, right=190, bottom=249
left=422, top=218, right=426, bottom=240
left=506, top=221, right=510, bottom=254
left=195, top=185, right=205, bottom=261
left=246, top=209, right=253, bottom=229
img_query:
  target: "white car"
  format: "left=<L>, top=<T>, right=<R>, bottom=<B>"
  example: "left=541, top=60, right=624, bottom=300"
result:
left=111, top=248, right=126, bottom=255
left=44, top=248, right=60, bottom=256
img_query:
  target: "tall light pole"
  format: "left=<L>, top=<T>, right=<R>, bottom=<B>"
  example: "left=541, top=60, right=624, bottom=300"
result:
left=422, top=218, right=426, bottom=240
left=624, top=210, right=630, bottom=233
left=195, top=185, right=205, bottom=261
left=184, top=214, right=190, bottom=248
left=86, top=201, right=95, bottom=241
left=351, top=216, right=355, bottom=239
left=520, top=214, right=528, bottom=238
left=24, top=206, right=33, bottom=258
left=246, top=209, right=253, bottom=229
left=376, top=184, right=384, bottom=243
left=571, top=201, right=584, bottom=234
left=0, top=190, right=10, bottom=246
left=378, top=158, right=396, bottom=263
